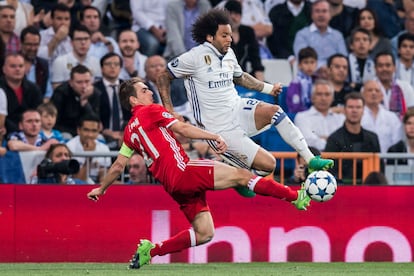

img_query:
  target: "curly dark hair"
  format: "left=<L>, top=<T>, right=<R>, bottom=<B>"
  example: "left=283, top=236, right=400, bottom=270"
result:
left=192, top=9, right=230, bottom=44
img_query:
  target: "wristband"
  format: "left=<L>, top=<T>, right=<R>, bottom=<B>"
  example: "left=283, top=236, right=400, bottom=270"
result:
left=261, top=83, right=273, bottom=94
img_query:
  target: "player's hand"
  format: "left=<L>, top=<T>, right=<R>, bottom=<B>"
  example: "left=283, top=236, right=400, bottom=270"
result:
left=270, top=82, right=283, bottom=96
left=87, top=187, right=104, bottom=201
left=214, top=135, right=227, bottom=154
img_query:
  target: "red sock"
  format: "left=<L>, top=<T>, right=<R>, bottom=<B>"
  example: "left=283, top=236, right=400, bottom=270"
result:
left=150, top=229, right=193, bottom=257
left=250, top=176, right=297, bottom=202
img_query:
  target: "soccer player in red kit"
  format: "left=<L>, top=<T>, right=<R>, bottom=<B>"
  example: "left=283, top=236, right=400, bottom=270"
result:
left=87, top=78, right=312, bottom=269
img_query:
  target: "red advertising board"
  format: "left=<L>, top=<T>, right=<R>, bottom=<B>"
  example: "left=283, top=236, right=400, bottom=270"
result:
left=0, top=185, right=412, bottom=263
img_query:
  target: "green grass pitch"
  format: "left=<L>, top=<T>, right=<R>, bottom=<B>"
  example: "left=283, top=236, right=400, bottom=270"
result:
left=1, top=263, right=414, bottom=276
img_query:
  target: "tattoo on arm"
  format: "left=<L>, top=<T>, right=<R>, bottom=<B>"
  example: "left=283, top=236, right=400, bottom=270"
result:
left=233, top=72, right=264, bottom=91
left=156, top=71, right=175, bottom=112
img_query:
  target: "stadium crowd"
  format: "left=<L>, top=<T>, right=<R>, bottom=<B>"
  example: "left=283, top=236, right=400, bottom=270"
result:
left=0, top=0, right=414, bottom=185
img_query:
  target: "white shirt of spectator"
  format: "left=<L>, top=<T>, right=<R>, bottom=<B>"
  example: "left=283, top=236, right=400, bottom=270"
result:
left=294, top=106, right=345, bottom=151
left=38, top=26, right=72, bottom=65
left=361, top=105, right=403, bottom=153
left=0, top=88, right=7, bottom=115
left=51, top=51, right=102, bottom=84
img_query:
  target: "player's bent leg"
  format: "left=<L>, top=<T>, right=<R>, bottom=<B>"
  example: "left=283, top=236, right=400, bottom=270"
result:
left=192, top=211, right=215, bottom=245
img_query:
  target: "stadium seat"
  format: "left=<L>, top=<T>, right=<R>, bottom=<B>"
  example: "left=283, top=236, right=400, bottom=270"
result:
left=262, top=59, right=293, bottom=86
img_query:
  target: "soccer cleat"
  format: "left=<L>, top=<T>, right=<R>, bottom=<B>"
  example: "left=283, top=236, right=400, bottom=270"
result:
left=308, top=156, right=334, bottom=173
left=292, top=184, right=311, bottom=210
left=234, top=186, right=256, bottom=198
left=129, top=239, right=155, bottom=269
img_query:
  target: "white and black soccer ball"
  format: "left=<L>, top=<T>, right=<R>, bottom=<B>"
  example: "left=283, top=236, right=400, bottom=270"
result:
left=304, top=170, right=337, bottom=202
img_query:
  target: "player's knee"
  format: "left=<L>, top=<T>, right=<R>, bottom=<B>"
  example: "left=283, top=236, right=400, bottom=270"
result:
left=197, top=229, right=215, bottom=245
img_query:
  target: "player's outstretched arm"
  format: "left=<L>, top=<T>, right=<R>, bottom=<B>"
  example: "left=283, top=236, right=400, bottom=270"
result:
left=156, top=70, right=175, bottom=113
left=87, top=154, right=129, bottom=201
left=234, top=72, right=282, bottom=96
left=169, top=121, right=227, bottom=153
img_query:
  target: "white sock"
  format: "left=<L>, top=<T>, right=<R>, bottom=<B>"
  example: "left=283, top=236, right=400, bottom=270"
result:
left=271, top=109, right=314, bottom=163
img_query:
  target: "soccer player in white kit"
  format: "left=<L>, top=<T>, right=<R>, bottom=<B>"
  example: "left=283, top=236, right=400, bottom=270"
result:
left=157, top=9, right=333, bottom=197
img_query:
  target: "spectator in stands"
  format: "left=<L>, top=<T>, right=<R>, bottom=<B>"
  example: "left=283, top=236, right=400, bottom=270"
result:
left=126, top=153, right=150, bottom=184
left=164, top=0, right=211, bottom=60
left=347, top=27, right=376, bottom=92
left=361, top=79, right=402, bottom=153
left=366, top=0, right=402, bottom=39
left=328, top=0, right=358, bottom=39
left=94, top=52, right=131, bottom=150
left=51, top=64, right=101, bottom=137
left=395, top=33, right=414, bottom=88
left=286, top=46, right=318, bottom=113
left=374, top=51, right=414, bottom=119
left=0, top=88, right=6, bottom=155
left=327, top=53, right=353, bottom=113
left=325, top=92, right=380, bottom=184
left=0, top=5, right=20, bottom=54
left=0, top=36, right=5, bottom=68
left=31, top=143, right=85, bottom=184
left=267, top=0, right=311, bottom=60
left=217, top=0, right=274, bottom=59
left=144, top=55, right=193, bottom=121
left=362, top=171, right=388, bottom=185
left=387, top=108, right=414, bottom=165
left=130, top=0, right=170, bottom=56
left=286, top=146, right=321, bottom=185
left=391, top=9, right=414, bottom=58
left=79, top=5, right=120, bottom=60
left=37, top=102, right=65, bottom=143
left=293, top=0, right=348, bottom=68
left=267, top=0, right=312, bottom=60
left=66, top=113, right=111, bottom=183
left=1, top=53, right=43, bottom=135
left=20, top=25, right=53, bottom=100
left=51, top=24, right=101, bottom=89
left=225, top=0, right=264, bottom=81
left=117, top=29, right=147, bottom=80
left=7, top=109, right=58, bottom=151
left=0, top=0, right=37, bottom=36
left=294, top=79, right=345, bottom=151
left=38, top=4, right=72, bottom=65
left=353, top=7, right=393, bottom=59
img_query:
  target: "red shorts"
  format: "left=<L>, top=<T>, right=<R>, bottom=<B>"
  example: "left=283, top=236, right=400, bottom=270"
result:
left=168, top=160, right=215, bottom=222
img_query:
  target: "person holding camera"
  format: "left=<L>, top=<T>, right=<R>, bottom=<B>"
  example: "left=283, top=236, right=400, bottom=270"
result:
left=32, top=143, right=85, bottom=184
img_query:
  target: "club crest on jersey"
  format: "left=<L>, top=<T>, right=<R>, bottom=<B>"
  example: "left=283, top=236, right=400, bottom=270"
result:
left=162, top=112, right=174, bottom=119
left=204, top=55, right=211, bottom=65
left=170, top=58, right=179, bottom=67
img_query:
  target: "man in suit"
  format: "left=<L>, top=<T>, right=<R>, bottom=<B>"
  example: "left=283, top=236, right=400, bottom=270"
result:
left=20, top=25, right=53, bottom=101
left=94, top=52, right=130, bottom=149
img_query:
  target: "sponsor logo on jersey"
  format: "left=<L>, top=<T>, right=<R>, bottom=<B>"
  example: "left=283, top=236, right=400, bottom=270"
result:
left=204, top=55, right=211, bottom=65
left=170, top=58, right=179, bottom=67
left=162, top=112, right=174, bottom=119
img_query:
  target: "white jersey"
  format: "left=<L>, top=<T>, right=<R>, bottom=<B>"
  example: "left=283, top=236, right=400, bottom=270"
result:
left=167, top=42, right=244, bottom=133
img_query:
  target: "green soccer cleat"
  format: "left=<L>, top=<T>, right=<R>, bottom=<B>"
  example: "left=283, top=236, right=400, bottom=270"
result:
left=308, top=156, right=334, bottom=173
left=234, top=186, right=256, bottom=198
left=292, top=184, right=311, bottom=211
left=129, top=239, right=155, bottom=269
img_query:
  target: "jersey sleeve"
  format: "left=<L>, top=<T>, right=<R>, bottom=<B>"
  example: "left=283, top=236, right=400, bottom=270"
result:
left=148, top=104, right=178, bottom=127
left=167, top=50, right=197, bottom=79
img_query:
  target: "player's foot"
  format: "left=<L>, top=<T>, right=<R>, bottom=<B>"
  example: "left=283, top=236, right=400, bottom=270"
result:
left=234, top=186, right=256, bottom=198
left=292, top=184, right=311, bottom=211
left=308, top=156, right=334, bottom=173
left=129, top=239, right=155, bottom=269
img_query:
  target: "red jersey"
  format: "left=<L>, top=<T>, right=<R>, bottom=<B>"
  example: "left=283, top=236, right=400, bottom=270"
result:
left=123, top=104, right=190, bottom=186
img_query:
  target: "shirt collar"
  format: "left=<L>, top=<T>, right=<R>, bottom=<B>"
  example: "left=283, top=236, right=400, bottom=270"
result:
left=287, top=0, right=304, bottom=16
left=309, top=23, right=332, bottom=34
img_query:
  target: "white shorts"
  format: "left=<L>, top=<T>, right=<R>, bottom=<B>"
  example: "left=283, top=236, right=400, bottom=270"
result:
left=207, top=97, right=268, bottom=168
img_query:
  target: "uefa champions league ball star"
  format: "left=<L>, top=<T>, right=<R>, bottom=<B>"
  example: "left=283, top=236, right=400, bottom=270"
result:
left=304, top=170, right=337, bottom=202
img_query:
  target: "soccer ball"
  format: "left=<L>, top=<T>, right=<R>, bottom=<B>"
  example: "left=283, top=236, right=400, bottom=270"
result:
left=304, top=170, right=337, bottom=202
